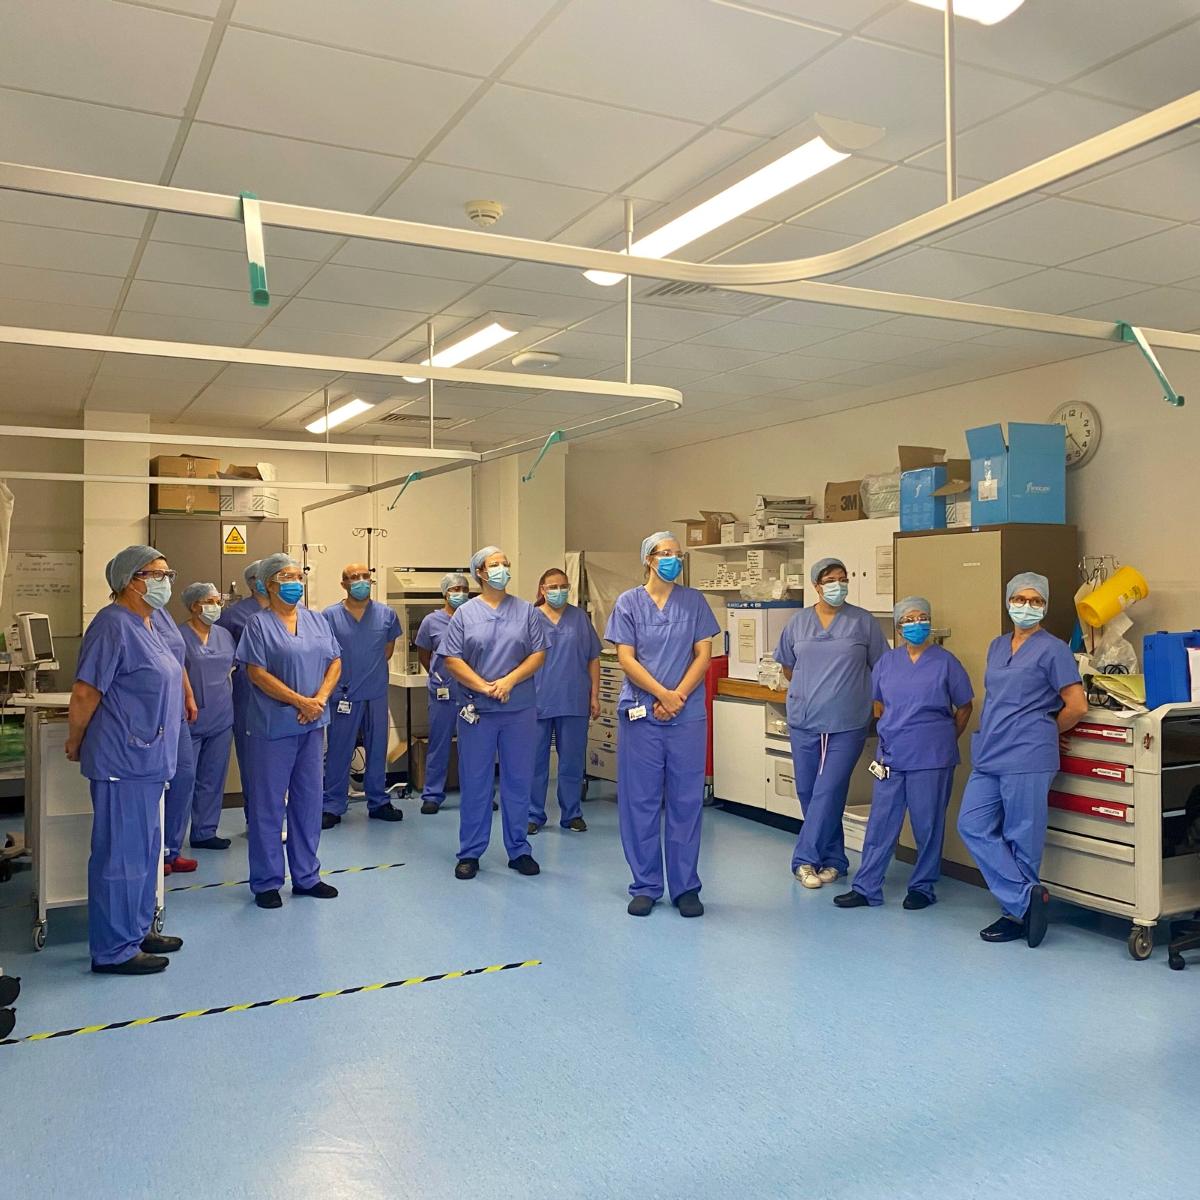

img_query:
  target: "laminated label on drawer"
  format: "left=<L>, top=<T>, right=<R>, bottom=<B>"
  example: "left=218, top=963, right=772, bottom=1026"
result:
left=1048, top=789, right=1132, bottom=823
left=1058, top=754, right=1133, bottom=785
left=1070, top=721, right=1134, bottom=745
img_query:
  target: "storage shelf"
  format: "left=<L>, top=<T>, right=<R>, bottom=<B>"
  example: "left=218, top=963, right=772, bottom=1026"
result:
left=687, top=538, right=805, bottom=552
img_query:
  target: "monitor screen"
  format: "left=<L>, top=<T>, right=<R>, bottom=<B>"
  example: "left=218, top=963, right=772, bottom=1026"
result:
left=23, top=615, right=54, bottom=662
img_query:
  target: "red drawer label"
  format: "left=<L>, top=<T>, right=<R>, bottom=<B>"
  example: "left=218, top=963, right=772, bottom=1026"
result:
left=1058, top=754, right=1133, bottom=784
left=1072, top=722, right=1133, bottom=744
left=1049, top=790, right=1132, bottom=823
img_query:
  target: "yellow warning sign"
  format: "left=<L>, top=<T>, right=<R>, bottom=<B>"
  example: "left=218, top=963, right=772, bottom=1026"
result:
left=222, top=523, right=247, bottom=555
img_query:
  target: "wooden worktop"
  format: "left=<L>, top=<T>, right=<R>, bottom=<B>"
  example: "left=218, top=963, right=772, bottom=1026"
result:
left=716, top=678, right=787, bottom=703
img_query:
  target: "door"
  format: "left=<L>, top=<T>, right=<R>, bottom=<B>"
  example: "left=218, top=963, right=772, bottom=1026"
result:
left=853, top=517, right=899, bottom=613
left=713, top=698, right=767, bottom=808
left=221, top=518, right=287, bottom=596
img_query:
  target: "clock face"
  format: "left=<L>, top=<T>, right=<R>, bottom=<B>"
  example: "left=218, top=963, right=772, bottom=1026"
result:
left=1049, top=400, right=1101, bottom=469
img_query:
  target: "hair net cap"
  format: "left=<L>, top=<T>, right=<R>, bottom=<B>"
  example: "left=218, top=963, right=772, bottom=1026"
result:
left=105, top=544, right=161, bottom=594
left=242, top=559, right=262, bottom=588
left=470, top=545, right=502, bottom=574
left=182, top=581, right=220, bottom=610
left=894, top=595, right=932, bottom=626
left=440, top=572, right=469, bottom=595
left=1006, top=571, right=1049, bottom=606
left=810, top=556, right=846, bottom=586
left=640, top=531, right=676, bottom=564
left=257, top=552, right=299, bottom=588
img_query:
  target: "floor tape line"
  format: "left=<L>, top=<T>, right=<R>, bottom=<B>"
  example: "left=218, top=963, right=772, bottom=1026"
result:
left=0, top=960, right=541, bottom=1047
left=166, top=862, right=405, bottom=893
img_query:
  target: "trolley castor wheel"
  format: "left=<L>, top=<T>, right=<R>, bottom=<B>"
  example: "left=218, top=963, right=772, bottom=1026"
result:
left=1169, top=952, right=1186, bottom=971
left=1128, top=925, right=1154, bottom=961
left=32, top=921, right=46, bottom=951
left=153, top=907, right=165, bottom=935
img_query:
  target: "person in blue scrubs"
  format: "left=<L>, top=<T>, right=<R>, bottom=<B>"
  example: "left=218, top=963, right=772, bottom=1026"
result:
left=179, top=581, right=235, bottom=850
left=218, top=558, right=269, bottom=798
left=604, top=532, right=719, bottom=919
left=415, top=572, right=471, bottom=815
left=66, top=545, right=185, bottom=974
left=834, top=596, right=973, bottom=910
left=321, top=562, right=404, bottom=830
left=237, top=553, right=342, bottom=909
left=775, top=556, right=888, bottom=890
left=528, top=567, right=601, bottom=836
left=958, top=572, right=1086, bottom=947
left=440, top=546, right=548, bottom=880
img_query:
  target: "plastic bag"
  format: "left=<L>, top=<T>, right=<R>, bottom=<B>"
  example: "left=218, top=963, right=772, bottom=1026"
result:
left=860, top=472, right=900, bottom=517
left=1093, top=632, right=1138, bottom=675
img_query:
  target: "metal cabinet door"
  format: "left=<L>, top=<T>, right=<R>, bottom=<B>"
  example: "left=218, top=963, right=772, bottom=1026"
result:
left=149, top=515, right=224, bottom=623
left=221, top=518, right=287, bottom=595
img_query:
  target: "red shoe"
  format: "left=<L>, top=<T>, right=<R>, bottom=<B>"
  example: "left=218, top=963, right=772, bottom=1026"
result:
left=162, top=861, right=173, bottom=876
left=169, top=855, right=198, bottom=873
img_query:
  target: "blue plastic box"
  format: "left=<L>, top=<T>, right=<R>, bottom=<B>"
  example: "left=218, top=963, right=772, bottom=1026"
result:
left=900, top=465, right=948, bottom=531
left=1143, top=630, right=1200, bottom=709
left=966, top=422, right=1065, bottom=524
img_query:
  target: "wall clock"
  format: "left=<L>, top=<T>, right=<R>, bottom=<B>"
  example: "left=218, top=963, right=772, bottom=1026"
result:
left=1048, top=400, right=1101, bottom=469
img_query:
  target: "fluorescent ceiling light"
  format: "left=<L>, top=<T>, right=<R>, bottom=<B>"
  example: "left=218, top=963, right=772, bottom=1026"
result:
left=403, top=320, right=519, bottom=383
left=906, top=0, right=1025, bottom=25
left=584, top=136, right=849, bottom=286
left=305, top=397, right=374, bottom=434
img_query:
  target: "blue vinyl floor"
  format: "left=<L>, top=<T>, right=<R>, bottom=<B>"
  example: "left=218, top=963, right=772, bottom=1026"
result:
left=1, top=784, right=1197, bottom=1199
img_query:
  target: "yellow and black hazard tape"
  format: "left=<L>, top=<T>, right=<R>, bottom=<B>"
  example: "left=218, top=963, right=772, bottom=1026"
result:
left=0, top=959, right=541, bottom=1047
left=167, top=861, right=404, bottom=893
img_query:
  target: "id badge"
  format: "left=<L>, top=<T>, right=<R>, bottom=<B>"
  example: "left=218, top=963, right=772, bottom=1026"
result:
left=436, top=686, right=451, bottom=701
left=627, top=704, right=647, bottom=722
left=336, top=699, right=352, bottom=715
left=459, top=703, right=479, bottom=725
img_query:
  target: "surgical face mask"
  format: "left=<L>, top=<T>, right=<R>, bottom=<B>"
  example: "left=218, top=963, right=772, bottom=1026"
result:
left=821, top=581, right=849, bottom=607
left=447, top=591, right=469, bottom=609
left=486, top=566, right=511, bottom=590
left=1008, top=603, right=1043, bottom=630
left=254, top=579, right=266, bottom=596
left=277, top=581, right=304, bottom=605
left=545, top=587, right=569, bottom=609
left=142, top=578, right=171, bottom=610
left=654, top=555, right=683, bottom=583
left=348, top=580, right=372, bottom=601
left=199, top=604, right=222, bottom=626
left=900, top=621, right=931, bottom=646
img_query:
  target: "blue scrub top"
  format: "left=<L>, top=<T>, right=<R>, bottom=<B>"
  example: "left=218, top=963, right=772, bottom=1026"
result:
left=415, top=608, right=460, bottom=701
left=217, top=595, right=261, bottom=643
left=604, top=585, right=720, bottom=725
left=75, top=604, right=184, bottom=782
left=438, top=594, right=550, bottom=714
left=236, top=607, right=341, bottom=739
left=322, top=599, right=402, bottom=703
left=180, top=622, right=235, bottom=737
left=774, top=604, right=888, bottom=734
left=973, top=629, right=1081, bottom=774
left=534, top=604, right=602, bottom=719
left=872, top=644, right=973, bottom=771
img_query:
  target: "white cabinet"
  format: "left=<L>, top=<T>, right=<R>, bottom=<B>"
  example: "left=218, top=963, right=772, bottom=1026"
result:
left=764, top=749, right=801, bottom=818
left=713, top=697, right=767, bottom=808
left=804, top=517, right=898, bottom=613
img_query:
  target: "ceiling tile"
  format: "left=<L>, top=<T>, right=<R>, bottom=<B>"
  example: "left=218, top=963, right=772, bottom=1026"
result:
left=627, top=128, right=770, bottom=205
left=751, top=298, right=886, bottom=329
left=217, top=364, right=340, bottom=391
left=0, top=193, right=147, bottom=238
left=331, top=242, right=507, bottom=284
left=636, top=342, right=775, bottom=373
left=113, top=311, right=264, bottom=347
left=0, top=344, right=100, bottom=376
left=1063, top=141, right=1200, bottom=223
left=786, top=165, right=952, bottom=237
left=1065, top=225, right=1200, bottom=285
left=713, top=222, right=857, bottom=264
left=92, top=354, right=222, bottom=385
left=797, top=328, right=946, bottom=363
left=137, top=0, right=221, bottom=14
left=827, top=359, right=931, bottom=387
left=438, top=281, right=612, bottom=325
left=268, top=298, right=430, bottom=338
left=136, top=240, right=315, bottom=296
left=867, top=313, right=1001, bottom=342
left=0, top=221, right=138, bottom=277
left=85, top=377, right=200, bottom=414
left=0, top=263, right=125, bottom=307
left=298, top=264, right=475, bottom=312
left=1074, top=20, right=1200, bottom=109
left=184, top=384, right=313, bottom=419
left=837, top=246, right=1035, bottom=299
left=726, top=352, right=859, bottom=382
left=151, top=213, right=338, bottom=261
left=958, top=268, right=1147, bottom=315
left=580, top=305, right=736, bottom=341
left=431, top=84, right=701, bottom=192
left=688, top=317, right=845, bottom=354
left=249, top=326, right=394, bottom=359
left=505, top=0, right=836, bottom=124
left=486, top=262, right=621, bottom=302
left=123, top=278, right=255, bottom=321
left=537, top=329, right=669, bottom=362
left=552, top=198, right=665, bottom=250
left=0, top=296, right=114, bottom=334
left=728, top=1, right=893, bottom=29
left=1067, top=286, right=1200, bottom=331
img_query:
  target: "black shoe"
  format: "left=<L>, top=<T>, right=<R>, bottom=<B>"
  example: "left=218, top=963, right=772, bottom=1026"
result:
left=91, top=952, right=168, bottom=974
left=0, top=976, right=19, bottom=1007
left=255, top=889, right=283, bottom=909
left=834, top=889, right=871, bottom=908
left=0, top=1009, right=13, bottom=1040
left=627, top=896, right=655, bottom=917
left=420, top=801, right=439, bottom=815
left=903, top=891, right=934, bottom=910
left=293, top=880, right=338, bottom=899
left=566, top=817, right=588, bottom=832
left=455, top=858, right=479, bottom=880
left=980, top=916, right=1024, bottom=943
left=369, top=804, right=404, bottom=822
left=675, top=890, right=704, bottom=918
left=140, top=933, right=183, bottom=954
left=1025, top=885, right=1049, bottom=948
left=321, top=812, right=341, bottom=830
left=190, top=835, right=231, bottom=850
left=527, top=822, right=542, bottom=836
left=492, top=800, right=499, bottom=811
left=508, top=854, right=541, bottom=876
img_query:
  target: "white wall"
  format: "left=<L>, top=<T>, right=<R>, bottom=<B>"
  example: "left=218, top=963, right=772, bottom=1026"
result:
left=565, top=447, right=655, bottom=556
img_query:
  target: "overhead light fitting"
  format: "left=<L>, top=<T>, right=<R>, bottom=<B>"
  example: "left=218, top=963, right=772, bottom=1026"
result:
left=403, top=319, right=520, bottom=383
left=584, top=136, right=851, bottom=286
left=907, top=0, right=1025, bottom=25
left=305, top=397, right=375, bottom=434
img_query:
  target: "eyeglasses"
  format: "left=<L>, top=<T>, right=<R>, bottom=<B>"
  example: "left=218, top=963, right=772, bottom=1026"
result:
left=344, top=573, right=372, bottom=583
left=898, top=615, right=930, bottom=626
left=1013, top=595, right=1047, bottom=610
left=274, top=572, right=305, bottom=583
left=135, top=569, right=177, bottom=582
left=649, top=549, right=680, bottom=559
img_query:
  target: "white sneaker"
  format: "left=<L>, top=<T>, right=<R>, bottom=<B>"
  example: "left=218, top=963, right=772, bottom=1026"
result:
left=817, top=867, right=841, bottom=885
left=794, top=864, right=823, bottom=889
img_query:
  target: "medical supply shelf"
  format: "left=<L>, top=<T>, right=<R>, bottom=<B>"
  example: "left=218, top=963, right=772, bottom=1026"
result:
left=687, top=538, right=806, bottom=552
left=1048, top=703, right=1200, bottom=960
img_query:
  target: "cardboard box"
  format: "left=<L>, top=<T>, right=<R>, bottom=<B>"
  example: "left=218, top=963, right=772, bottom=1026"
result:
left=150, top=454, right=220, bottom=514
left=220, top=462, right=280, bottom=518
left=679, top=510, right=737, bottom=547
left=824, top=480, right=865, bottom=522
left=900, top=453, right=971, bottom=532
left=966, top=423, right=1065, bottom=525
left=720, top=521, right=749, bottom=545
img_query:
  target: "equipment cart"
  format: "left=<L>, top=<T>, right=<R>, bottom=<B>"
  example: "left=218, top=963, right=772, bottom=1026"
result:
left=1046, top=703, right=1200, bottom=960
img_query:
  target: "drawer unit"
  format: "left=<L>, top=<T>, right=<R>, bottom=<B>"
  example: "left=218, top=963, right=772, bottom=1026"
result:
left=1042, top=828, right=1136, bottom=905
left=597, top=697, right=619, bottom=722
left=764, top=704, right=789, bottom=740
left=764, top=750, right=800, bottom=819
left=585, top=742, right=618, bottom=782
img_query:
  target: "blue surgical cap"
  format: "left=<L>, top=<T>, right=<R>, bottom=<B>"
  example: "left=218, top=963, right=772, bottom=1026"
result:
left=894, top=595, right=931, bottom=625
left=257, top=552, right=299, bottom=588
left=1007, top=571, right=1049, bottom=606
left=441, top=572, right=469, bottom=595
left=182, top=581, right=219, bottom=610
left=105, top=544, right=161, bottom=594
left=640, top=531, right=675, bottom=564
left=810, top=556, right=846, bottom=586
left=470, top=545, right=502, bottom=575
left=242, top=559, right=262, bottom=588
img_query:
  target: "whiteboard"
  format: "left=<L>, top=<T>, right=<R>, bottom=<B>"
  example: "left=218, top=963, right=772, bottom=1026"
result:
left=0, top=551, right=82, bottom=640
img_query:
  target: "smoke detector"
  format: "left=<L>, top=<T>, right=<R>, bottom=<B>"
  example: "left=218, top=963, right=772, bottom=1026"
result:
left=511, top=350, right=562, bottom=370
left=465, top=199, right=504, bottom=227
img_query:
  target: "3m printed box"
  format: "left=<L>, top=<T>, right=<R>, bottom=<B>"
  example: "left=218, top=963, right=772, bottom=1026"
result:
left=966, top=422, right=1065, bottom=525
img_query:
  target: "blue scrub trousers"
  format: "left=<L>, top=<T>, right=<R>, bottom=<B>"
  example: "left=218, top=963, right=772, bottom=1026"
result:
left=617, top=717, right=706, bottom=902
left=243, top=728, right=324, bottom=895
left=88, top=779, right=162, bottom=966
left=456, top=707, right=536, bottom=862
left=852, top=766, right=955, bottom=904
left=529, top=714, right=589, bottom=827
left=422, top=694, right=457, bottom=808
left=189, top=726, right=233, bottom=844
left=322, top=694, right=391, bottom=815
left=164, top=719, right=195, bottom=860
left=958, top=769, right=1056, bottom=918
left=788, top=726, right=869, bottom=875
